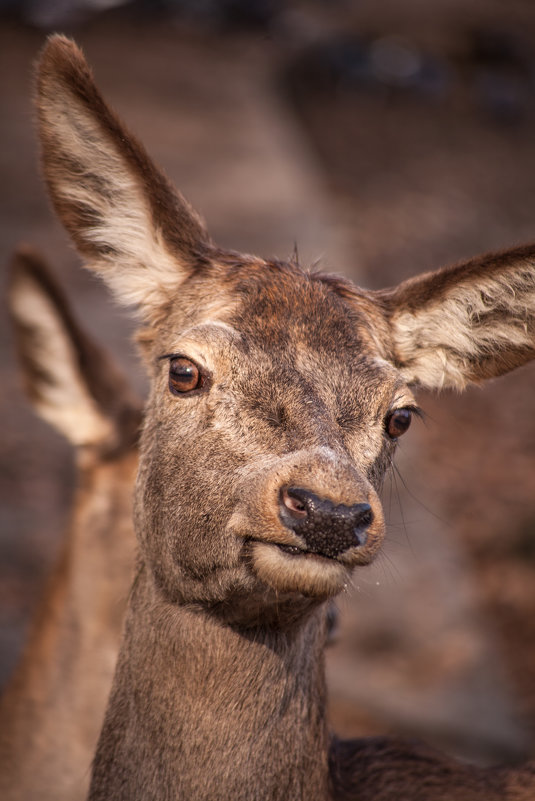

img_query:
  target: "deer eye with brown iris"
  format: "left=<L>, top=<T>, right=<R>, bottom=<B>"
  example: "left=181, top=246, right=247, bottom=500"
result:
left=168, top=357, right=204, bottom=395
left=385, top=408, right=412, bottom=439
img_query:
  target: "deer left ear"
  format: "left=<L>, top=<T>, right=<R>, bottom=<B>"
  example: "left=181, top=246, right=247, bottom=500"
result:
left=36, top=34, right=212, bottom=324
left=378, top=245, right=535, bottom=390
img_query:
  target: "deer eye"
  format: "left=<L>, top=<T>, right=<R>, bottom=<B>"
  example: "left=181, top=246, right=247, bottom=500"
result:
left=168, top=357, right=204, bottom=395
left=385, top=408, right=412, bottom=439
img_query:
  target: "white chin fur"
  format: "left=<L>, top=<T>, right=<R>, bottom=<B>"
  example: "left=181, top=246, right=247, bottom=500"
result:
left=251, top=542, right=352, bottom=599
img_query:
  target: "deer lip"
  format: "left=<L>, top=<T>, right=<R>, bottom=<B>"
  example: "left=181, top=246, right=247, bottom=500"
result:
left=256, top=539, right=340, bottom=562
left=276, top=542, right=307, bottom=556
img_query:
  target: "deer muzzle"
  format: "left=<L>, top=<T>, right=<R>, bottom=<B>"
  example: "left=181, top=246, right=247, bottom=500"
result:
left=279, top=487, right=373, bottom=557
left=226, top=447, right=385, bottom=598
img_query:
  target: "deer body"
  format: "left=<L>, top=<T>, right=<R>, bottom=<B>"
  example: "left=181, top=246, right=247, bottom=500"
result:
left=0, top=250, right=141, bottom=801
left=33, top=35, right=535, bottom=800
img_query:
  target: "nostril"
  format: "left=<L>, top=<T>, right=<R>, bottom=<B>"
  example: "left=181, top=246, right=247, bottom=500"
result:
left=351, top=504, right=373, bottom=548
left=354, top=504, right=372, bottom=529
left=280, top=487, right=308, bottom=520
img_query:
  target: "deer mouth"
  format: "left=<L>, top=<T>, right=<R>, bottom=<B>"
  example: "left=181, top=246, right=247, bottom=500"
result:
left=248, top=538, right=356, bottom=599
left=251, top=536, right=382, bottom=573
left=248, top=539, right=309, bottom=557
left=276, top=542, right=344, bottom=561
left=259, top=540, right=353, bottom=563
left=276, top=543, right=305, bottom=556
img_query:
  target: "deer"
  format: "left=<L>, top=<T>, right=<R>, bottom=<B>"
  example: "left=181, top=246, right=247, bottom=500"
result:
left=33, top=34, right=535, bottom=800
left=0, top=247, right=142, bottom=801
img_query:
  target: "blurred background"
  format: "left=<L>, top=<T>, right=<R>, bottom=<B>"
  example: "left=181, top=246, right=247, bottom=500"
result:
left=1, top=0, right=535, bottom=766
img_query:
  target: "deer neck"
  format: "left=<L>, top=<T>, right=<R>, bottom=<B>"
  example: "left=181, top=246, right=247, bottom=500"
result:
left=0, top=448, right=136, bottom=800
left=90, top=561, right=331, bottom=801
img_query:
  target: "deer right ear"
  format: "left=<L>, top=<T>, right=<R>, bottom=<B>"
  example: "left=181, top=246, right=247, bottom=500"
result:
left=36, top=35, right=211, bottom=324
left=8, top=246, right=141, bottom=451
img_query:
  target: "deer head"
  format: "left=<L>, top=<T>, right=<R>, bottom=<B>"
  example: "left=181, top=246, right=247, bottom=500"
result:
left=36, top=35, right=535, bottom=625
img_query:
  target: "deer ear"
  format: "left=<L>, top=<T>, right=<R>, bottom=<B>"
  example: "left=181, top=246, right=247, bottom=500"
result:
left=8, top=246, right=141, bottom=450
left=36, top=35, right=211, bottom=323
left=380, top=245, right=535, bottom=390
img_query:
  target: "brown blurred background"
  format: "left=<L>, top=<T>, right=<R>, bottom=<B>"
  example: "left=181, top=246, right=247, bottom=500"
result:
left=1, top=0, right=535, bottom=767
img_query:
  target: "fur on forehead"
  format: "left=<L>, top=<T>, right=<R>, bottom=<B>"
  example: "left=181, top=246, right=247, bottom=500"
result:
left=136, top=254, right=393, bottom=364
left=216, top=256, right=392, bottom=360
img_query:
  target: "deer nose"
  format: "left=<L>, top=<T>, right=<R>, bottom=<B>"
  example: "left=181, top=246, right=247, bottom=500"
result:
left=279, top=487, right=373, bottom=558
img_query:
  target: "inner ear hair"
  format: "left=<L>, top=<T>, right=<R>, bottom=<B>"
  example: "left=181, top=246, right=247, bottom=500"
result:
left=376, top=244, right=535, bottom=390
left=36, top=34, right=212, bottom=320
left=9, top=245, right=141, bottom=450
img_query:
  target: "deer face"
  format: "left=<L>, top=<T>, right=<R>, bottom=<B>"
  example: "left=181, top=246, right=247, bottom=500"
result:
left=36, top=36, right=535, bottom=616
left=134, top=260, right=416, bottom=606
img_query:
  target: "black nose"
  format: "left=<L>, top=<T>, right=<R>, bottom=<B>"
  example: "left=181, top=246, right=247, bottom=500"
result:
left=279, top=487, right=373, bottom=558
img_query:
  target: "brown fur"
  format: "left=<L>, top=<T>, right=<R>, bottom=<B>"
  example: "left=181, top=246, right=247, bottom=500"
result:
left=0, top=248, right=142, bottom=801
left=377, top=247, right=535, bottom=390
left=33, top=34, right=535, bottom=801
left=329, top=736, right=535, bottom=800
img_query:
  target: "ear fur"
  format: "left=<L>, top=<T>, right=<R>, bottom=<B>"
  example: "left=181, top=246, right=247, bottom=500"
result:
left=8, top=246, right=142, bottom=451
left=36, top=35, right=211, bottom=322
left=379, top=245, right=535, bottom=390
